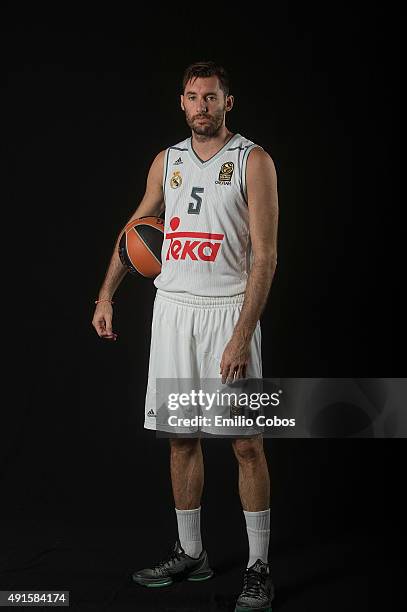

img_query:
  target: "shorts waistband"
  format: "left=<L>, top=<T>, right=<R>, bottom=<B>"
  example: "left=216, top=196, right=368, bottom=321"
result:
left=156, top=289, right=245, bottom=308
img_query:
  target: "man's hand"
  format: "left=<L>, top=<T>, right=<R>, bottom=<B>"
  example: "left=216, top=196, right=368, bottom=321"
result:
left=92, top=302, right=117, bottom=341
left=220, top=334, right=251, bottom=384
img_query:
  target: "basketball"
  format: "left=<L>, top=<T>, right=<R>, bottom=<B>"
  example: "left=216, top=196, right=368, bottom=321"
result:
left=118, top=216, right=164, bottom=278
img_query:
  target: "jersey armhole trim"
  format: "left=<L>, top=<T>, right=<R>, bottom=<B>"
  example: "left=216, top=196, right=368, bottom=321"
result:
left=163, top=148, right=170, bottom=204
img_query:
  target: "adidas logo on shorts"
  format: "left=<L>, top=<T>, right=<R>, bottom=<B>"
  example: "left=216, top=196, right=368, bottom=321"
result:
left=147, top=409, right=156, bottom=418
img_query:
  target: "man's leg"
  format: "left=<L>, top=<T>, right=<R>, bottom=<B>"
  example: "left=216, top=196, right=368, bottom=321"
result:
left=170, top=437, right=204, bottom=558
left=232, top=435, right=271, bottom=567
left=132, top=436, right=213, bottom=586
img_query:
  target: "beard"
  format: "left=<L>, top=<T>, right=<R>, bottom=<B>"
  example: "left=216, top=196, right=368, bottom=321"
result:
left=185, top=107, right=225, bottom=137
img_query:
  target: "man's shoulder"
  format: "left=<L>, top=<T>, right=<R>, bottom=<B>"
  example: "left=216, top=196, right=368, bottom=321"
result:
left=166, top=135, right=190, bottom=151
left=236, top=134, right=273, bottom=163
left=227, top=133, right=265, bottom=155
left=151, top=136, right=189, bottom=166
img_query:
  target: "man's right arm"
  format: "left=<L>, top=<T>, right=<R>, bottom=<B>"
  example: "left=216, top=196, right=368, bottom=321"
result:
left=92, top=149, right=166, bottom=339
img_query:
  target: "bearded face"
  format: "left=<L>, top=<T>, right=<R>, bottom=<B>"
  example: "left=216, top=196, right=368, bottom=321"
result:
left=181, top=76, right=231, bottom=137
left=184, top=104, right=226, bottom=137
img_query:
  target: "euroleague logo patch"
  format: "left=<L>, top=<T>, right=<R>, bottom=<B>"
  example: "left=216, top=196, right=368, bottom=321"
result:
left=170, top=171, right=182, bottom=189
left=165, top=216, right=224, bottom=262
left=215, top=161, right=234, bottom=185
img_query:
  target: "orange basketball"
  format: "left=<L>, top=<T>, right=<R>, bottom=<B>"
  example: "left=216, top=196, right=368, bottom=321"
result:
left=118, top=216, right=164, bottom=278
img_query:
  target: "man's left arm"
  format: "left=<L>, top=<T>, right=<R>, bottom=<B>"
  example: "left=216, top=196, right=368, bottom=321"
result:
left=220, top=147, right=279, bottom=384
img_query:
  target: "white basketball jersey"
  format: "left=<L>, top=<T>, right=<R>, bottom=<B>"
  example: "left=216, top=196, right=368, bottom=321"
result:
left=153, top=132, right=262, bottom=296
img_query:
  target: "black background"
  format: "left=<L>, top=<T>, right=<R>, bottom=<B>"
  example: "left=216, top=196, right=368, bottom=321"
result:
left=3, top=4, right=403, bottom=611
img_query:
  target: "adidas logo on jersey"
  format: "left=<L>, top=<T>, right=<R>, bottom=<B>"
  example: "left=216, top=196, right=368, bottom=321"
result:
left=147, top=409, right=156, bottom=417
left=165, top=216, right=224, bottom=262
left=173, top=157, right=183, bottom=165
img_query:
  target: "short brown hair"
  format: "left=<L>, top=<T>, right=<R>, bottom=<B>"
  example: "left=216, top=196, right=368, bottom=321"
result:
left=182, top=61, right=230, bottom=97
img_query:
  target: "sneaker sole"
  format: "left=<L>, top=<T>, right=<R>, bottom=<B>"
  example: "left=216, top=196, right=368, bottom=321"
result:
left=187, top=569, right=214, bottom=581
left=145, top=580, right=173, bottom=587
left=133, top=569, right=214, bottom=588
left=235, top=607, right=272, bottom=612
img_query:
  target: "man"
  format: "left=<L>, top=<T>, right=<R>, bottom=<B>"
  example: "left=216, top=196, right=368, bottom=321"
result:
left=92, top=61, right=278, bottom=612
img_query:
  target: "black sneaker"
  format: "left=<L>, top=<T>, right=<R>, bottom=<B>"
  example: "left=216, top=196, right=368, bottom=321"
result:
left=132, top=539, right=214, bottom=587
left=235, top=559, right=274, bottom=611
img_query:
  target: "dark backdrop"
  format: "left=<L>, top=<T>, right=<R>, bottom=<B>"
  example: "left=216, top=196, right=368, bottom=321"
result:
left=3, top=5, right=402, bottom=611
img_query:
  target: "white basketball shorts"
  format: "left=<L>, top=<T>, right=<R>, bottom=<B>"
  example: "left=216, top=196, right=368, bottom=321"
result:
left=144, top=288, right=264, bottom=437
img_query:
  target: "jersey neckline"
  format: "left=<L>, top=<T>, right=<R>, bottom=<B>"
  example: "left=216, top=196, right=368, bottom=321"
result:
left=187, top=133, right=240, bottom=169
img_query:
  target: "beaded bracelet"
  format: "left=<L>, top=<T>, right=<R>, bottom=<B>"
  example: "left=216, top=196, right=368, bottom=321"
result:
left=95, top=299, right=114, bottom=304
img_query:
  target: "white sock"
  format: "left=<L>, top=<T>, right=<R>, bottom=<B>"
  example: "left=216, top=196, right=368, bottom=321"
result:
left=175, top=506, right=203, bottom=558
left=243, top=508, right=270, bottom=568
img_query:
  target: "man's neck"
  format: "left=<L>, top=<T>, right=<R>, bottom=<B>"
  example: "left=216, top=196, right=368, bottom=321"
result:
left=191, top=128, right=234, bottom=161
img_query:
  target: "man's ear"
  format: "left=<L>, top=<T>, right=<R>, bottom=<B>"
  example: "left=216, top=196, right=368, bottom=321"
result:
left=180, top=94, right=185, bottom=111
left=225, top=95, right=234, bottom=112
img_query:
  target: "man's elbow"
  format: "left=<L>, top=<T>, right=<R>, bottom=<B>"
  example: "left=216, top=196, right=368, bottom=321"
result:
left=252, top=252, right=277, bottom=271
left=250, top=256, right=276, bottom=292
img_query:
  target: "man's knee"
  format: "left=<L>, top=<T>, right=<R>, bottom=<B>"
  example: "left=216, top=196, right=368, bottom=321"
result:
left=169, top=437, right=201, bottom=455
left=232, top=435, right=263, bottom=463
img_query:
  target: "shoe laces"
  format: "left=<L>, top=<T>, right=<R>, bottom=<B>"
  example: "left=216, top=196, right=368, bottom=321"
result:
left=152, top=548, right=182, bottom=576
left=241, top=567, right=267, bottom=599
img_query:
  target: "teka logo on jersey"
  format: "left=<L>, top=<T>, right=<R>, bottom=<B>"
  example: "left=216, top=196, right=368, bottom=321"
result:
left=165, top=217, right=224, bottom=262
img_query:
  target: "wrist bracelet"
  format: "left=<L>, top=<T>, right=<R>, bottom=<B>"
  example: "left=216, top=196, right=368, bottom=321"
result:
left=95, top=299, right=114, bottom=304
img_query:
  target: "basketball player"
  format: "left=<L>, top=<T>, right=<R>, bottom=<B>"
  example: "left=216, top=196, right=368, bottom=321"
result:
left=92, top=61, right=278, bottom=611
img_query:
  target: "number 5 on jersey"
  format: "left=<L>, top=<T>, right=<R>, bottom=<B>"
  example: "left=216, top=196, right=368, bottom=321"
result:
left=188, top=187, right=205, bottom=215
